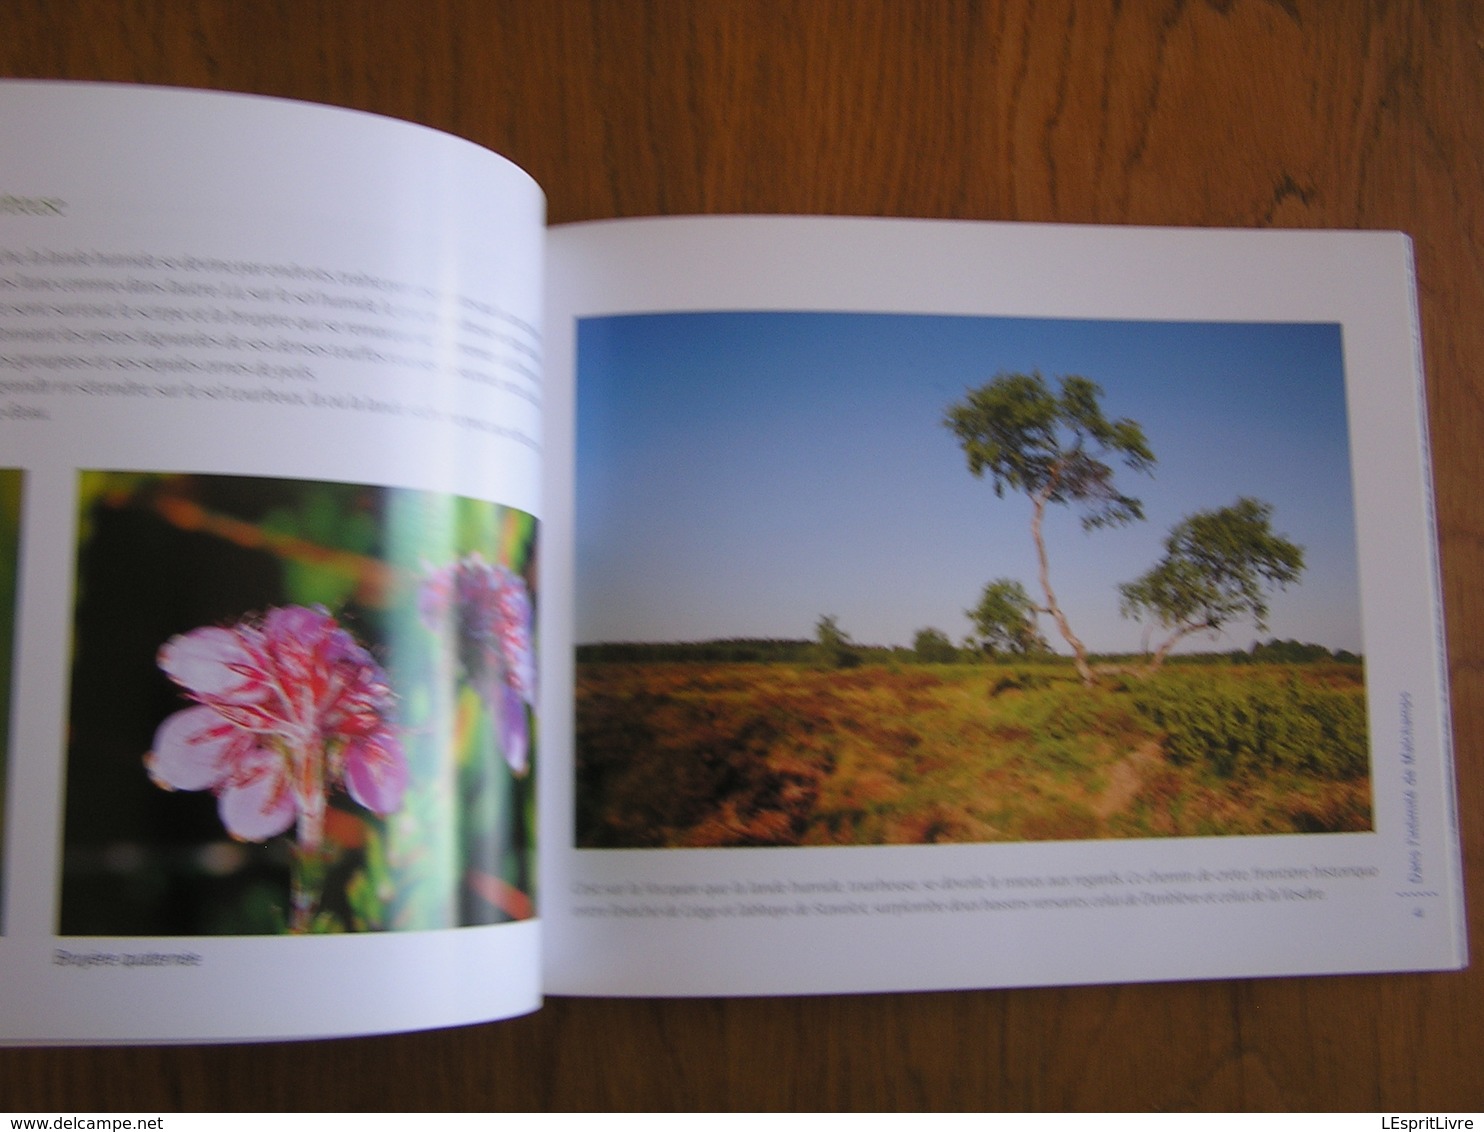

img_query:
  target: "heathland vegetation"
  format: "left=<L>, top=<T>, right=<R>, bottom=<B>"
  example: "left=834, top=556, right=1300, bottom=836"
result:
left=574, top=649, right=1369, bottom=848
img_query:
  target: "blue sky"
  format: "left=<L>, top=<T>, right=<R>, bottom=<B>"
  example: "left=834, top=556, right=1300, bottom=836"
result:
left=575, top=311, right=1362, bottom=655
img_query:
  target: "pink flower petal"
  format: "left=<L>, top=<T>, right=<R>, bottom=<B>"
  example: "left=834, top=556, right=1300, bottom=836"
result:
left=158, top=626, right=269, bottom=703
left=147, top=705, right=247, bottom=792
left=342, top=732, right=409, bottom=814
left=217, top=746, right=297, bottom=842
left=498, top=681, right=530, bottom=776
left=495, top=571, right=536, bottom=702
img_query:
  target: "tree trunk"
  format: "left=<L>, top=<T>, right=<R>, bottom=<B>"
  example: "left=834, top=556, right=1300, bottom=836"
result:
left=1031, top=485, right=1094, bottom=685
left=1144, top=622, right=1208, bottom=674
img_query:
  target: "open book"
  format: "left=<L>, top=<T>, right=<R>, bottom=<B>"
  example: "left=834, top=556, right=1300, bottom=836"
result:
left=0, top=81, right=1465, bottom=1044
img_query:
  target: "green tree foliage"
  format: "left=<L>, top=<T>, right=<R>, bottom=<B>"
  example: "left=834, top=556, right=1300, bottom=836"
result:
left=815, top=614, right=861, bottom=669
left=1247, top=638, right=1360, bottom=665
left=912, top=627, right=959, bottom=663
left=945, top=372, right=1154, bottom=683
left=1119, top=498, right=1305, bottom=668
left=966, top=578, right=1047, bottom=656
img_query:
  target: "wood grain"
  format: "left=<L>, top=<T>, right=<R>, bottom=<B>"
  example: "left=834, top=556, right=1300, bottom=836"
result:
left=1, top=0, right=1481, bottom=1111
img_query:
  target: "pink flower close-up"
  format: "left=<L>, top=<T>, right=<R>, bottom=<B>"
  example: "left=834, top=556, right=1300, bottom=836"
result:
left=419, top=553, right=535, bottom=774
left=146, top=605, right=407, bottom=847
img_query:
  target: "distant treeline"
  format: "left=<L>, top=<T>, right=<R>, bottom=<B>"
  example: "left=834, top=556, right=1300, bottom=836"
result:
left=578, top=638, right=818, bottom=664
left=576, top=637, right=1362, bottom=667
left=1215, top=639, right=1360, bottom=666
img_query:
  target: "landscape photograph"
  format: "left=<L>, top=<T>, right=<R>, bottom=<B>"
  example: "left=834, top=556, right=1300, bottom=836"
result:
left=575, top=311, right=1370, bottom=848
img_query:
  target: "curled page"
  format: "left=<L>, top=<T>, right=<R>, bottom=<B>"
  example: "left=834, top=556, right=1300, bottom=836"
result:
left=0, top=80, right=546, bottom=1043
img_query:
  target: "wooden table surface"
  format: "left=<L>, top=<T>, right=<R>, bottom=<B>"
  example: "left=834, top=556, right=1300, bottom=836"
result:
left=2, top=0, right=1481, bottom=1112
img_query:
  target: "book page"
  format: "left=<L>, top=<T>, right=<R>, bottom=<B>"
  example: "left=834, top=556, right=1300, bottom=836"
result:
left=0, top=81, right=545, bottom=1042
left=543, top=215, right=1465, bottom=996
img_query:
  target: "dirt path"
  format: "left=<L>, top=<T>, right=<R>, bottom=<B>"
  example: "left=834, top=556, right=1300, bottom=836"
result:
left=1093, top=740, right=1163, bottom=820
